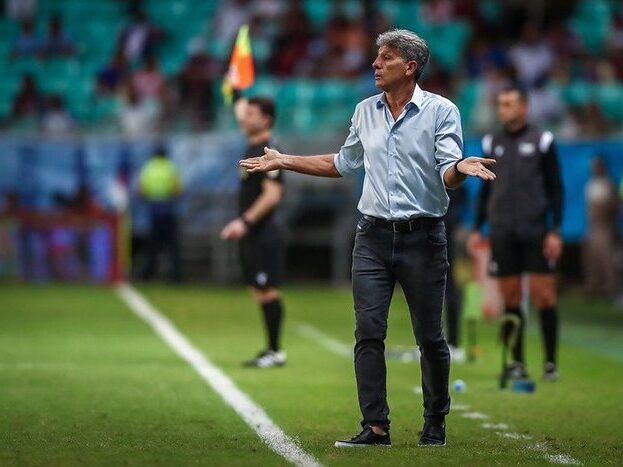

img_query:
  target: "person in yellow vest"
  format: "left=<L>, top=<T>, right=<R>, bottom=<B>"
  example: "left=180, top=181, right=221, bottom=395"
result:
left=139, top=145, right=182, bottom=282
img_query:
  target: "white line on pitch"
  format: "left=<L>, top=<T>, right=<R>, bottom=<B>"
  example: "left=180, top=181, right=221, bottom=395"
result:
left=295, top=323, right=352, bottom=358
left=117, top=284, right=321, bottom=467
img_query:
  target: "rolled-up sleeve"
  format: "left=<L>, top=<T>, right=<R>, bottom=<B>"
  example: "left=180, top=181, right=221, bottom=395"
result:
left=434, top=104, right=464, bottom=184
left=334, top=107, right=364, bottom=176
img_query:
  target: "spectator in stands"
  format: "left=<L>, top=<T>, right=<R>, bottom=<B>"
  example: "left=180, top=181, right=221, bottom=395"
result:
left=41, top=94, right=74, bottom=137
left=304, top=16, right=367, bottom=78
left=177, top=39, right=220, bottom=126
left=268, top=0, right=312, bottom=77
left=118, top=85, right=157, bottom=138
left=12, top=18, right=42, bottom=57
left=131, top=54, right=166, bottom=102
left=583, top=157, right=619, bottom=297
left=5, top=0, right=37, bottom=20
left=360, top=0, right=391, bottom=40
left=608, top=11, right=623, bottom=79
left=466, top=34, right=508, bottom=78
left=422, top=0, right=457, bottom=24
left=97, top=47, right=130, bottom=95
left=211, top=0, right=253, bottom=45
left=118, top=9, right=164, bottom=62
left=11, top=73, right=43, bottom=120
left=43, top=14, right=75, bottom=57
left=528, top=77, right=565, bottom=126
left=509, top=23, right=554, bottom=88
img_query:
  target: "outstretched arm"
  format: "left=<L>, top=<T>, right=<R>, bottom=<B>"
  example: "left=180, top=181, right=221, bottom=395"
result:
left=239, top=147, right=341, bottom=178
left=443, top=157, right=496, bottom=189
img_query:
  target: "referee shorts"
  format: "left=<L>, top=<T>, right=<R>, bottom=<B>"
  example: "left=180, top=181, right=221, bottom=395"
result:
left=489, top=233, right=556, bottom=277
left=239, top=222, right=283, bottom=289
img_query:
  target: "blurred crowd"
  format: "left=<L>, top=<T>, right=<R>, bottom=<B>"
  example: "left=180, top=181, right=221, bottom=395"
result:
left=2, top=0, right=623, bottom=137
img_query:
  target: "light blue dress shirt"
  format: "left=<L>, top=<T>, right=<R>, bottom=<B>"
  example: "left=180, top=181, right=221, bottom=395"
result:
left=334, top=84, right=463, bottom=220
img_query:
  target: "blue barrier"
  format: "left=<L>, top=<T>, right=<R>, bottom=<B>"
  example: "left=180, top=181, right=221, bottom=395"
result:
left=0, top=136, right=621, bottom=242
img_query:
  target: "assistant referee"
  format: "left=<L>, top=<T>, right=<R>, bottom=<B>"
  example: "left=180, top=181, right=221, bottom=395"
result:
left=240, top=29, right=494, bottom=447
left=221, top=96, right=287, bottom=369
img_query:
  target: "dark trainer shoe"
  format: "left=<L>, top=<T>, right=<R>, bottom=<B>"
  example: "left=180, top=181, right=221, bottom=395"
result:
left=334, top=426, right=391, bottom=448
left=418, top=421, right=446, bottom=447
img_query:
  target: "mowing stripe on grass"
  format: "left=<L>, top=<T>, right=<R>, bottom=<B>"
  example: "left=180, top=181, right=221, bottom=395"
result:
left=301, top=321, right=582, bottom=465
left=117, top=284, right=322, bottom=467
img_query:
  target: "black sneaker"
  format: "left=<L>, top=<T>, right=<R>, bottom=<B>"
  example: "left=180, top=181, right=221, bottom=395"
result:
left=242, top=350, right=286, bottom=368
left=418, top=421, right=446, bottom=447
left=543, top=362, right=559, bottom=381
left=508, top=361, right=529, bottom=380
left=334, top=426, right=391, bottom=448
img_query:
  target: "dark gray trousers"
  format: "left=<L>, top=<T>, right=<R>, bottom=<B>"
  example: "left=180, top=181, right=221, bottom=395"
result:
left=351, top=216, right=451, bottom=428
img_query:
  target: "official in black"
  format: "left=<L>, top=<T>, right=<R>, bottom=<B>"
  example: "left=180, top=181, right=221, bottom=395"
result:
left=469, top=85, right=564, bottom=381
left=221, top=97, right=287, bottom=368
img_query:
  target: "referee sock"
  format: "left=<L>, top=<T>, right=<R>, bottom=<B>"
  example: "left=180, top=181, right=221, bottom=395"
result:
left=539, top=306, right=558, bottom=365
left=505, top=306, right=525, bottom=364
left=261, top=299, right=284, bottom=352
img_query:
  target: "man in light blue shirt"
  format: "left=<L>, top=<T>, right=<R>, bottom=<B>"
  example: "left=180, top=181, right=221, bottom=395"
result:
left=241, top=29, right=495, bottom=448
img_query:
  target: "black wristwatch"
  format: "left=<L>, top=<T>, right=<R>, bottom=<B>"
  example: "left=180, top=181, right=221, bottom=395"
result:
left=453, top=159, right=464, bottom=175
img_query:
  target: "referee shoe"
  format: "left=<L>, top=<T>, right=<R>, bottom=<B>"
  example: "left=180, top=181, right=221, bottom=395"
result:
left=242, top=350, right=286, bottom=368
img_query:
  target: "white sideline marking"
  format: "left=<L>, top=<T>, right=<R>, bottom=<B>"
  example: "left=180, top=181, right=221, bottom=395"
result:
left=452, top=404, right=471, bottom=411
left=297, top=321, right=582, bottom=465
left=296, top=323, right=352, bottom=358
left=117, top=284, right=321, bottom=467
left=461, top=412, right=490, bottom=420
left=496, top=431, right=533, bottom=440
left=530, top=443, right=582, bottom=465
left=482, top=422, right=509, bottom=430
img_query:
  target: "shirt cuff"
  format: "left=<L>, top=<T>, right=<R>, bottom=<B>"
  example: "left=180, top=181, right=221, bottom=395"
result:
left=333, top=152, right=347, bottom=177
left=439, top=160, right=459, bottom=188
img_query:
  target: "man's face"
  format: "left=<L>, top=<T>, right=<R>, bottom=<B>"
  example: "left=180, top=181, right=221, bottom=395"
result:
left=496, top=91, right=528, bottom=127
left=239, top=104, right=270, bottom=136
left=372, top=45, right=416, bottom=90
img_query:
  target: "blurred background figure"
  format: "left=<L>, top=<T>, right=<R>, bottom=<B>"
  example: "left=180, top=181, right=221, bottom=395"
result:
left=43, top=13, right=74, bottom=57
left=11, top=73, right=43, bottom=121
left=583, top=157, right=619, bottom=298
left=445, top=186, right=467, bottom=364
left=220, top=96, right=287, bottom=368
left=139, top=145, right=182, bottom=282
left=117, top=8, right=164, bottom=63
left=41, top=94, right=73, bottom=137
left=11, top=18, right=42, bottom=57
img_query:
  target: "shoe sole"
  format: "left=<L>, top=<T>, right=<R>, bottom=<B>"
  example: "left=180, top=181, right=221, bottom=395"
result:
left=334, top=441, right=391, bottom=448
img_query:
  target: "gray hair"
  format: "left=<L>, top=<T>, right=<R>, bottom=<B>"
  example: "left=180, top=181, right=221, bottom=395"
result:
left=376, top=29, right=429, bottom=82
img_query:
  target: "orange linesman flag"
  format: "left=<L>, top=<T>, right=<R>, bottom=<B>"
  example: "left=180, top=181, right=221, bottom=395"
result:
left=223, top=24, right=254, bottom=104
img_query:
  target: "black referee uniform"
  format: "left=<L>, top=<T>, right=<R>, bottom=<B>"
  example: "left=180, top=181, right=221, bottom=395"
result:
left=238, top=140, right=284, bottom=290
left=476, top=125, right=563, bottom=275
left=475, top=124, right=563, bottom=367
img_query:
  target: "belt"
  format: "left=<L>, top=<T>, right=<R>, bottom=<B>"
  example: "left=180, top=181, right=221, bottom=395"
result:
left=363, top=215, right=441, bottom=233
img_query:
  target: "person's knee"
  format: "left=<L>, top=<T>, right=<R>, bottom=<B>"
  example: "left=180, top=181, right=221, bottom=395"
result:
left=355, top=314, right=387, bottom=343
left=532, top=286, right=557, bottom=308
left=415, top=330, right=446, bottom=351
left=499, top=280, right=522, bottom=307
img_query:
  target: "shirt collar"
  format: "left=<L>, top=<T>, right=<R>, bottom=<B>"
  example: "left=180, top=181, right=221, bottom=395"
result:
left=376, top=84, right=424, bottom=110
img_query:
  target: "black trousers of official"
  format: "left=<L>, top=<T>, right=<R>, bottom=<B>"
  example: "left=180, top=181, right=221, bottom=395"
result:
left=351, top=216, right=451, bottom=428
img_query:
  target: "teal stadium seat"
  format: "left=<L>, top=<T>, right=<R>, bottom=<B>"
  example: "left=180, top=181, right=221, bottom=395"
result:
left=568, top=0, right=613, bottom=53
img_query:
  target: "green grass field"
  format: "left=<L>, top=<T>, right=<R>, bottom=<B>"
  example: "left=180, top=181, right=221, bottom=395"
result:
left=1, top=283, right=622, bottom=466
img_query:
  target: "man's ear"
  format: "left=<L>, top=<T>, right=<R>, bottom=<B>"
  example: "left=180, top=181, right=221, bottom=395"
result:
left=406, top=60, right=418, bottom=79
